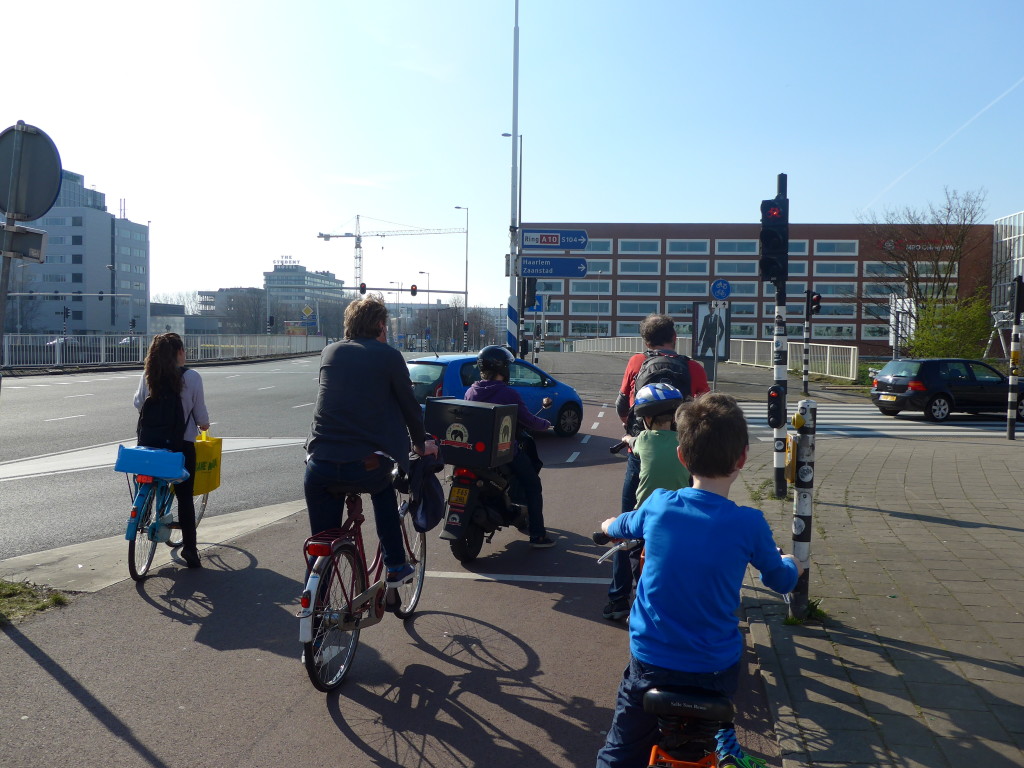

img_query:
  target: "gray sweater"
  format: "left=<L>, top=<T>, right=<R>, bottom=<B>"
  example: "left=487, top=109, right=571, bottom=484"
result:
left=304, top=338, right=427, bottom=470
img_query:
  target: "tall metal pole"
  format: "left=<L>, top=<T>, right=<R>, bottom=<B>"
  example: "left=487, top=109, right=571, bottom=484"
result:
left=507, top=0, right=521, bottom=354
left=771, top=173, right=789, bottom=500
left=802, top=289, right=811, bottom=395
left=1008, top=275, right=1022, bottom=440
left=789, top=399, right=816, bottom=620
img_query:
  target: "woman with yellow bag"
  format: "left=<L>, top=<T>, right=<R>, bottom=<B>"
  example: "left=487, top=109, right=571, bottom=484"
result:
left=133, top=333, right=210, bottom=569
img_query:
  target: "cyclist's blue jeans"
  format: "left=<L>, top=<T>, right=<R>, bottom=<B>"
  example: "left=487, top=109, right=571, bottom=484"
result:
left=509, top=447, right=545, bottom=539
left=595, top=655, right=740, bottom=768
left=303, top=456, right=406, bottom=570
left=608, top=451, right=642, bottom=601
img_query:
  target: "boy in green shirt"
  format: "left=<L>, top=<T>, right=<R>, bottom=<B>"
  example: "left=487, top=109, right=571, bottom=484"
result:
left=622, top=383, right=691, bottom=506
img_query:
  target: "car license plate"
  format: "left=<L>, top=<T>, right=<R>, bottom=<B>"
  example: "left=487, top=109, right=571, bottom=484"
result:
left=879, top=394, right=897, bottom=402
left=448, top=486, right=469, bottom=505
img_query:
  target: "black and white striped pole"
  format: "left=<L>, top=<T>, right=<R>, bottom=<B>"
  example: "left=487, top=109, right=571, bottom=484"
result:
left=1008, top=275, right=1023, bottom=441
left=802, top=290, right=811, bottom=395
left=759, top=174, right=789, bottom=499
left=789, top=399, right=816, bottom=620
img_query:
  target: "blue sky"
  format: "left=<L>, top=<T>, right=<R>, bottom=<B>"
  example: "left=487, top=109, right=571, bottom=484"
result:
left=7, top=1, right=1024, bottom=309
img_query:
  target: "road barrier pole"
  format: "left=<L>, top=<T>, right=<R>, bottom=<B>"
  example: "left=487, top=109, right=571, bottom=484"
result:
left=789, top=399, right=816, bottom=620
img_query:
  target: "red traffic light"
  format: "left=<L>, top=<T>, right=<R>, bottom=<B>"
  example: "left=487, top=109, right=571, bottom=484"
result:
left=766, top=206, right=782, bottom=218
left=463, top=321, right=469, bottom=330
left=359, top=282, right=367, bottom=295
left=410, top=284, right=418, bottom=297
left=810, top=292, right=822, bottom=314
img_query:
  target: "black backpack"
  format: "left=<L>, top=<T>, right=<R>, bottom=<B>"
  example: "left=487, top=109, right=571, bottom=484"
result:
left=137, top=382, right=186, bottom=453
left=626, top=350, right=692, bottom=436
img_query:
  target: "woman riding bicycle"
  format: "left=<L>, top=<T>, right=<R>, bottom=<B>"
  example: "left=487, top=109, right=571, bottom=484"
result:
left=304, top=294, right=437, bottom=588
left=133, top=332, right=210, bottom=569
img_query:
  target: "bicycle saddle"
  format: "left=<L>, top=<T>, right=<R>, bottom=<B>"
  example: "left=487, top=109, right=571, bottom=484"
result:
left=643, top=687, right=735, bottom=722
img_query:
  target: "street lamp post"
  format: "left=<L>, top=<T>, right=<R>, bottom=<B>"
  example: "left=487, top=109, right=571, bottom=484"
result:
left=419, top=270, right=431, bottom=351
left=389, top=281, right=403, bottom=348
left=596, top=270, right=603, bottom=339
left=454, top=206, right=469, bottom=350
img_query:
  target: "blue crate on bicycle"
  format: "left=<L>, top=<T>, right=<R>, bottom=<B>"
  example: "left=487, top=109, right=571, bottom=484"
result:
left=114, top=445, right=189, bottom=482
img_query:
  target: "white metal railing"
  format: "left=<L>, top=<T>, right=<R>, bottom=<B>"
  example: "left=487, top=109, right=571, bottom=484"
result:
left=731, top=339, right=859, bottom=381
left=1, top=333, right=327, bottom=369
left=569, top=335, right=859, bottom=381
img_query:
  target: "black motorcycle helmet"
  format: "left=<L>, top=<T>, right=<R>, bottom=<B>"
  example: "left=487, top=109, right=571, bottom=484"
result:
left=478, top=345, right=514, bottom=380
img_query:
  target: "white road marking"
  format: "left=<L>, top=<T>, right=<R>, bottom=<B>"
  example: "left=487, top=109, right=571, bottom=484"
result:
left=0, top=437, right=306, bottom=481
left=258, top=386, right=275, bottom=390
left=44, top=415, right=85, bottom=422
left=597, top=410, right=605, bottom=418
left=590, top=422, right=600, bottom=430
left=226, top=374, right=241, bottom=379
left=581, top=434, right=592, bottom=444
left=567, top=451, right=580, bottom=463
left=64, top=394, right=95, bottom=399
left=292, top=402, right=315, bottom=409
left=428, top=570, right=607, bottom=585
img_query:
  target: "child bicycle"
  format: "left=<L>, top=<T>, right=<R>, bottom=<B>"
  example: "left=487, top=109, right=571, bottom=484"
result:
left=114, top=446, right=208, bottom=581
left=297, top=456, right=427, bottom=692
left=593, top=531, right=761, bottom=768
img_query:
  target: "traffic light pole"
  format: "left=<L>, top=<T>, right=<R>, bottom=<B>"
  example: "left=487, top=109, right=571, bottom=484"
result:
left=1008, top=275, right=1023, bottom=440
left=802, top=289, right=811, bottom=395
left=759, top=173, right=790, bottom=500
left=771, top=279, right=788, bottom=499
left=789, top=399, right=816, bottom=620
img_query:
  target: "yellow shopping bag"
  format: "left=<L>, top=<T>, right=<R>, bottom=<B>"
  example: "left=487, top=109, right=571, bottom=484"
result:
left=193, top=430, right=222, bottom=495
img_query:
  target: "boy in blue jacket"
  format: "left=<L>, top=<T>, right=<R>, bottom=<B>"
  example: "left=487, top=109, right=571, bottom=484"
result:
left=596, top=393, right=802, bottom=768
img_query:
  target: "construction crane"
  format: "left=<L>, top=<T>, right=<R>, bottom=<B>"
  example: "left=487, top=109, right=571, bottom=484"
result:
left=318, top=214, right=465, bottom=286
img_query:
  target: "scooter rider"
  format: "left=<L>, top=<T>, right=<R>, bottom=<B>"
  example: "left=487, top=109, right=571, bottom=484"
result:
left=464, top=345, right=556, bottom=549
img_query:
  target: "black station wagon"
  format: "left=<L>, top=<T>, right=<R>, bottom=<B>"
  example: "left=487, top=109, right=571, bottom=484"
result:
left=871, top=358, right=1024, bottom=422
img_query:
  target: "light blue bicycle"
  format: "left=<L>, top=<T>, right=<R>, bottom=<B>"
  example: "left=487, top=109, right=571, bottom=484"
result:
left=114, top=446, right=200, bottom=581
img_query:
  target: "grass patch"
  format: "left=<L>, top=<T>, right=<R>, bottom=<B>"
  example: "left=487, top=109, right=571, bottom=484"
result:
left=0, top=579, right=71, bottom=626
left=783, top=597, right=828, bottom=625
left=747, top=477, right=794, bottom=504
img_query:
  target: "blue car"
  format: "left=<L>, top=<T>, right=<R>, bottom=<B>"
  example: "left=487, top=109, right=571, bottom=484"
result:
left=408, top=354, right=583, bottom=436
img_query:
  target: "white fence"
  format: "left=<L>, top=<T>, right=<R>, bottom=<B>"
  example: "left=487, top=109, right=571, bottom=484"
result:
left=1, top=334, right=327, bottom=369
left=727, top=339, right=858, bottom=381
left=568, top=335, right=859, bottom=381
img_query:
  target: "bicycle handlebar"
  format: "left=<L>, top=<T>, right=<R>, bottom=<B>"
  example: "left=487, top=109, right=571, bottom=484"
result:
left=609, top=440, right=627, bottom=454
left=592, top=530, right=643, bottom=564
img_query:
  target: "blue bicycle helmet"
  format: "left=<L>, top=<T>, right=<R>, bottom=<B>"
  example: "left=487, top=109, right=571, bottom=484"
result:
left=634, top=382, right=685, bottom=420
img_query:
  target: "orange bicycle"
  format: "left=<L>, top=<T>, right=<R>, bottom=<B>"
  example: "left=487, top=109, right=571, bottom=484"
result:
left=297, top=462, right=426, bottom=692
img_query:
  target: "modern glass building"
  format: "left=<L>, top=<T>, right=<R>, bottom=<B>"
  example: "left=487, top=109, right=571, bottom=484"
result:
left=992, top=211, right=1024, bottom=315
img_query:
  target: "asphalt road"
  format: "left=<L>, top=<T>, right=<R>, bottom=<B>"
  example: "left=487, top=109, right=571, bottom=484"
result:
left=1, top=352, right=789, bottom=768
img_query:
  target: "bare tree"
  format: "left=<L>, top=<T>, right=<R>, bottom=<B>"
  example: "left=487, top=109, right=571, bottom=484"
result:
left=858, top=188, right=990, bottom=329
left=153, top=291, right=202, bottom=314
left=223, top=290, right=266, bottom=334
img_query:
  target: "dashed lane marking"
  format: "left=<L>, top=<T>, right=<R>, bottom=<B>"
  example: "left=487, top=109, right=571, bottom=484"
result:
left=44, top=415, right=85, bottom=422
left=567, top=451, right=580, bottom=463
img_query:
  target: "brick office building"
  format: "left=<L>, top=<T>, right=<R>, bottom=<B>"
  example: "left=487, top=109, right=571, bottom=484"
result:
left=520, top=222, right=993, bottom=355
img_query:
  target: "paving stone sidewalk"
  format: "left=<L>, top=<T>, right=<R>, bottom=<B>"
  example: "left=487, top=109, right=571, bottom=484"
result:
left=737, top=430, right=1024, bottom=767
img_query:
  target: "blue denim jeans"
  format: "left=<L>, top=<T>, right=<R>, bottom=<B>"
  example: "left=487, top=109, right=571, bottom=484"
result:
left=303, top=456, right=406, bottom=569
left=608, top=451, right=642, bottom=601
left=509, top=446, right=545, bottom=539
left=595, top=655, right=740, bottom=768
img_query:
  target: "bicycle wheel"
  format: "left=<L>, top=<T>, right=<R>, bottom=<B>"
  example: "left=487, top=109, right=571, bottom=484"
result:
left=128, top=486, right=158, bottom=581
left=304, top=541, right=364, bottom=692
left=394, top=500, right=426, bottom=619
left=166, top=492, right=209, bottom=548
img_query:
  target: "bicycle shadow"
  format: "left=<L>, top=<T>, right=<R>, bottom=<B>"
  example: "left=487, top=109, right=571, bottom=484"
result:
left=326, top=610, right=608, bottom=767
left=133, top=543, right=298, bottom=658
